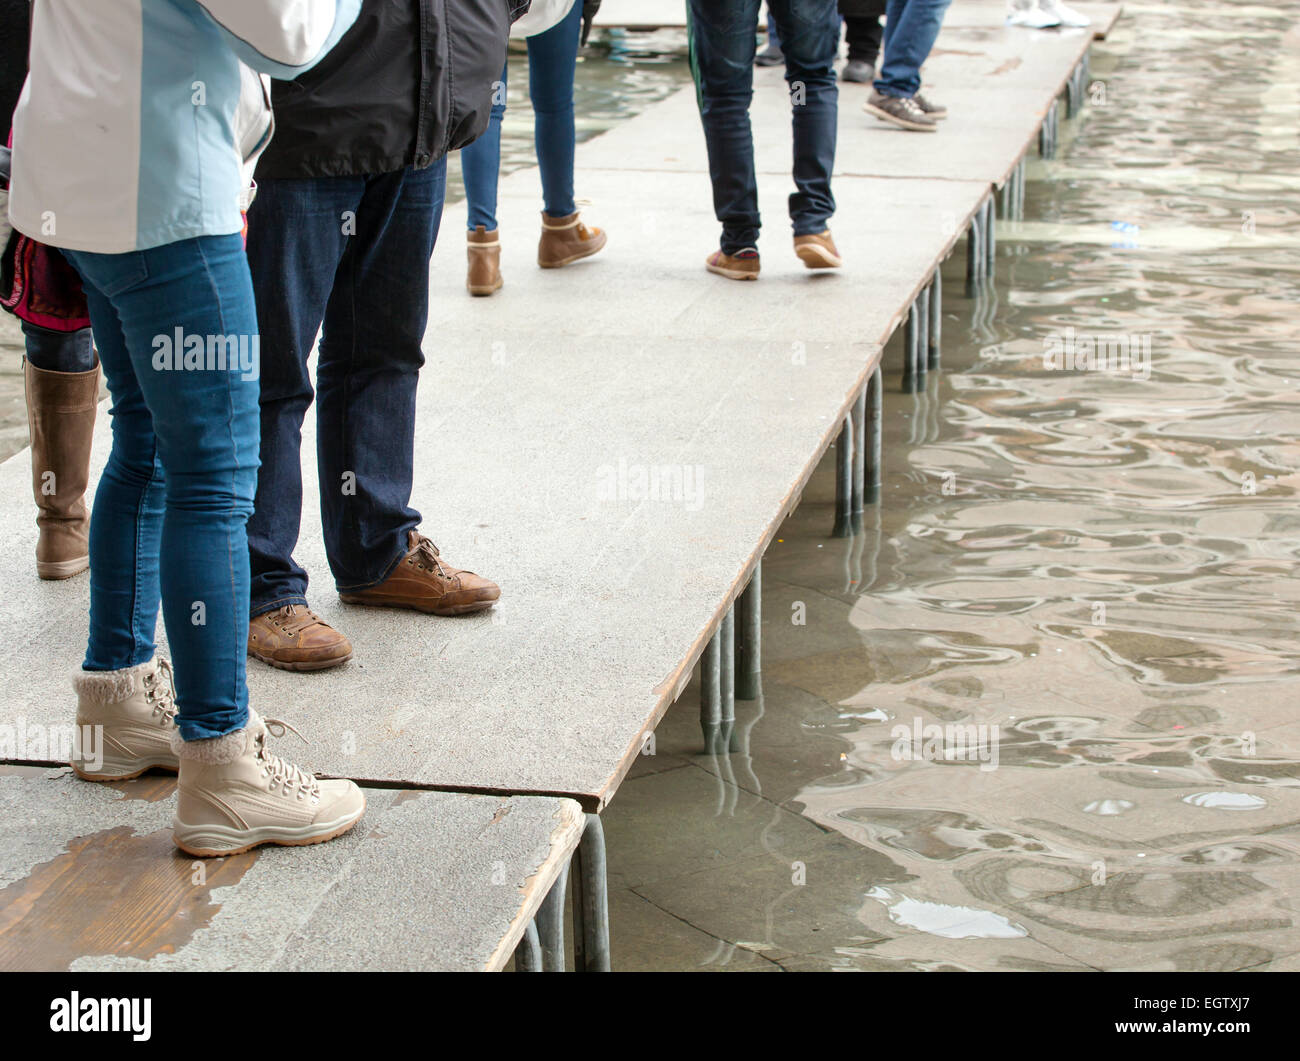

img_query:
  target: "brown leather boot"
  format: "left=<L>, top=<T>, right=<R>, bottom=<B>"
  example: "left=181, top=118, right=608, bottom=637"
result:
left=248, top=604, right=354, bottom=672
left=466, top=225, right=503, bottom=296
left=339, top=531, right=500, bottom=615
left=25, top=359, right=99, bottom=580
left=537, top=210, right=607, bottom=268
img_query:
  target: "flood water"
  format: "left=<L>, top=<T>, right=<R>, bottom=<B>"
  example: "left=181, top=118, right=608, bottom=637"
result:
left=593, top=3, right=1300, bottom=971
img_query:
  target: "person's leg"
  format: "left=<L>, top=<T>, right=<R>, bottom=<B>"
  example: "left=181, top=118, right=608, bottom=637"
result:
left=243, top=176, right=357, bottom=619
left=687, top=0, right=764, bottom=255
left=65, top=235, right=259, bottom=740
left=771, top=0, right=840, bottom=237
left=843, top=15, right=883, bottom=65
left=21, top=323, right=95, bottom=373
left=875, top=0, right=952, bottom=98
left=461, top=59, right=508, bottom=232
left=528, top=1, right=581, bottom=220
left=317, top=160, right=445, bottom=594
left=757, top=3, right=784, bottom=64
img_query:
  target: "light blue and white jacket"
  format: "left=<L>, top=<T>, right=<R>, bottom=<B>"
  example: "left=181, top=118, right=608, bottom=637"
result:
left=8, top=0, right=361, bottom=253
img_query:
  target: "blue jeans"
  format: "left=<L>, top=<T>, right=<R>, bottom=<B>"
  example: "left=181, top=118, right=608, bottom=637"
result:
left=875, top=0, right=953, bottom=98
left=687, top=0, right=840, bottom=255
left=64, top=235, right=260, bottom=741
left=22, top=321, right=96, bottom=373
left=244, top=160, right=447, bottom=617
left=461, top=0, right=582, bottom=229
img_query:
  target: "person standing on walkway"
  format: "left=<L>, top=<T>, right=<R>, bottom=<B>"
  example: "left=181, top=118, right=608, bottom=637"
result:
left=1, top=0, right=98, bottom=581
left=243, top=0, right=513, bottom=674
left=9, top=0, right=369, bottom=856
left=461, top=0, right=607, bottom=298
left=863, top=0, right=952, bottom=131
left=840, top=0, right=886, bottom=83
left=689, top=0, right=843, bottom=281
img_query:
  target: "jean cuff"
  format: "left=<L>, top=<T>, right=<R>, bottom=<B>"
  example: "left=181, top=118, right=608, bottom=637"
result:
left=250, top=595, right=309, bottom=620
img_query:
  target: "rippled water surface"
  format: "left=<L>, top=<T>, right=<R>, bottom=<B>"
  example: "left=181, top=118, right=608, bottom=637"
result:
left=599, top=1, right=1300, bottom=971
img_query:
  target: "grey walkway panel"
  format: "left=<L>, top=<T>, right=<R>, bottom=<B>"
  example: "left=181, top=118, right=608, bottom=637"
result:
left=0, top=769, right=583, bottom=972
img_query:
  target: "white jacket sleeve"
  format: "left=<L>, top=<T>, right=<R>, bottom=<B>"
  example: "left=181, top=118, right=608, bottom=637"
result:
left=197, top=0, right=363, bottom=78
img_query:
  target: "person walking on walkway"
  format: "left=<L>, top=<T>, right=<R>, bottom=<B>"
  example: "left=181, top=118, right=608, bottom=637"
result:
left=8, top=0, right=368, bottom=856
left=863, top=0, right=952, bottom=131
left=689, top=0, right=843, bottom=281
left=461, top=0, right=607, bottom=298
left=1, top=0, right=98, bottom=581
left=243, top=0, right=512, bottom=673
left=841, top=0, right=886, bottom=83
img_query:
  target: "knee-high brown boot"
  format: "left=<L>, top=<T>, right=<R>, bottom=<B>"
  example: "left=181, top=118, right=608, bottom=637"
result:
left=24, top=359, right=100, bottom=579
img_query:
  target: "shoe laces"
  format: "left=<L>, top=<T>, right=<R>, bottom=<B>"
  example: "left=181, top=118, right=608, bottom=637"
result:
left=255, top=718, right=320, bottom=801
left=273, top=604, right=324, bottom=638
left=142, top=659, right=178, bottom=724
left=409, top=535, right=449, bottom=578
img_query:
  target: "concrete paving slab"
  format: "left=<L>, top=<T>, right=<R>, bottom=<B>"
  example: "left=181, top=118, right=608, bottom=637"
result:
left=0, top=770, right=583, bottom=971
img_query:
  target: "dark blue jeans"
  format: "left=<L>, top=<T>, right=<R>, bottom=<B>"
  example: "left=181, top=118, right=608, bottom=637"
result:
left=244, top=160, right=447, bottom=618
left=64, top=235, right=260, bottom=741
left=687, top=0, right=839, bottom=255
left=22, top=321, right=96, bottom=373
left=461, top=0, right=582, bottom=229
left=875, top=0, right=953, bottom=98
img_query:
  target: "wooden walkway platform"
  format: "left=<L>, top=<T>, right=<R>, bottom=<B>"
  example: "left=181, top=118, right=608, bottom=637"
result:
left=0, top=10, right=1117, bottom=969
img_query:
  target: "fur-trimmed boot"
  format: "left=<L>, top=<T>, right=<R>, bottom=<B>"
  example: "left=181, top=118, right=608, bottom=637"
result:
left=70, top=657, right=180, bottom=780
left=171, top=711, right=366, bottom=857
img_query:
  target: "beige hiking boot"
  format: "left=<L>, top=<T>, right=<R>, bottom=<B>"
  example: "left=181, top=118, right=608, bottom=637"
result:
left=171, top=712, right=365, bottom=857
left=26, top=359, right=100, bottom=580
left=467, top=224, right=503, bottom=296
left=70, top=657, right=180, bottom=780
left=537, top=210, right=607, bottom=268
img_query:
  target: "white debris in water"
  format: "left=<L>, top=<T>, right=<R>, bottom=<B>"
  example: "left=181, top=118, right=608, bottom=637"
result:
left=866, top=887, right=1027, bottom=939
left=1182, top=791, right=1266, bottom=810
left=1082, top=799, right=1135, bottom=816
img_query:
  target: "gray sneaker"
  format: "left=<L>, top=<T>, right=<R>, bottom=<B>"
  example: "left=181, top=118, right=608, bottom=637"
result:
left=842, top=59, right=875, bottom=83
left=864, top=91, right=938, bottom=132
left=913, top=91, right=948, bottom=119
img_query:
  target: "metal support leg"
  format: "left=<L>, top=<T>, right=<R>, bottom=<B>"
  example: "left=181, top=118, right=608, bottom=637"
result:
left=570, top=814, right=611, bottom=973
left=864, top=366, right=883, bottom=504
left=850, top=387, right=866, bottom=532
left=927, top=270, right=942, bottom=370
left=984, top=195, right=996, bottom=282
left=514, top=920, right=543, bottom=972
left=831, top=416, right=853, bottom=537
left=902, top=299, right=921, bottom=392
left=720, top=605, right=735, bottom=753
left=536, top=863, right=568, bottom=971
left=915, top=286, right=930, bottom=386
left=735, top=564, right=761, bottom=701
left=1065, top=63, right=1079, bottom=118
left=700, top=624, right=722, bottom=751
left=964, top=208, right=983, bottom=298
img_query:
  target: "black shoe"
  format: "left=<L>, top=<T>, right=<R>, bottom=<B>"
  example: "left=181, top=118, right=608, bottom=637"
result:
left=842, top=59, right=875, bottom=83
left=755, top=42, right=784, bottom=67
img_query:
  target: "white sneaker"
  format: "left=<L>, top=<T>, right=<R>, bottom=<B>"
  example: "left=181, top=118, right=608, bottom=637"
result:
left=171, top=711, right=365, bottom=857
left=71, top=657, right=180, bottom=780
left=1006, top=0, right=1060, bottom=27
left=1039, top=0, right=1091, bottom=27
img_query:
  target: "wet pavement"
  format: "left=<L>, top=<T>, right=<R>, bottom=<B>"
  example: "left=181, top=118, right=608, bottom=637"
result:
left=599, top=3, right=1300, bottom=971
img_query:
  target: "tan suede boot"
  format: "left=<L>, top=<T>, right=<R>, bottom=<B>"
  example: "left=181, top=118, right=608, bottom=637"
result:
left=25, top=359, right=99, bottom=579
left=171, top=711, right=366, bottom=857
left=467, top=224, right=504, bottom=296
left=537, top=210, right=607, bottom=268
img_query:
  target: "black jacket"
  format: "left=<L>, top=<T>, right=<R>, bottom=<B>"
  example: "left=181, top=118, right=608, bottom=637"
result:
left=256, top=0, right=527, bottom=179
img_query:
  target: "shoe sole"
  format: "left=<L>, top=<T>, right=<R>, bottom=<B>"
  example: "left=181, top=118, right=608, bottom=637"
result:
left=174, top=805, right=366, bottom=858
left=863, top=100, right=938, bottom=132
left=467, top=278, right=504, bottom=296
left=248, top=648, right=354, bottom=672
left=795, top=244, right=843, bottom=269
left=338, top=594, right=499, bottom=616
left=38, top=555, right=89, bottom=580
left=538, top=237, right=607, bottom=269
left=706, top=262, right=760, bottom=281
left=71, top=760, right=179, bottom=782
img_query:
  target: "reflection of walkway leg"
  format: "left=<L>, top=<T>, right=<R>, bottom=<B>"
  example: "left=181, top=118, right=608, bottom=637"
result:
left=928, top=270, right=942, bottom=369
left=571, top=814, right=612, bottom=972
left=851, top=386, right=867, bottom=534
left=720, top=605, right=736, bottom=754
left=865, top=365, right=883, bottom=503
left=965, top=203, right=984, bottom=297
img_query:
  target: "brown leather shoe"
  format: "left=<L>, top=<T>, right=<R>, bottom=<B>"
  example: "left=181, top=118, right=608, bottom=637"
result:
left=794, top=229, right=843, bottom=269
left=537, top=210, right=606, bottom=268
left=248, top=605, right=353, bottom=672
left=25, top=359, right=99, bottom=579
left=705, top=247, right=760, bottom=281
left=338, top=531, right=500, bottom=615
left=467, top=225, right=503, bottom=296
